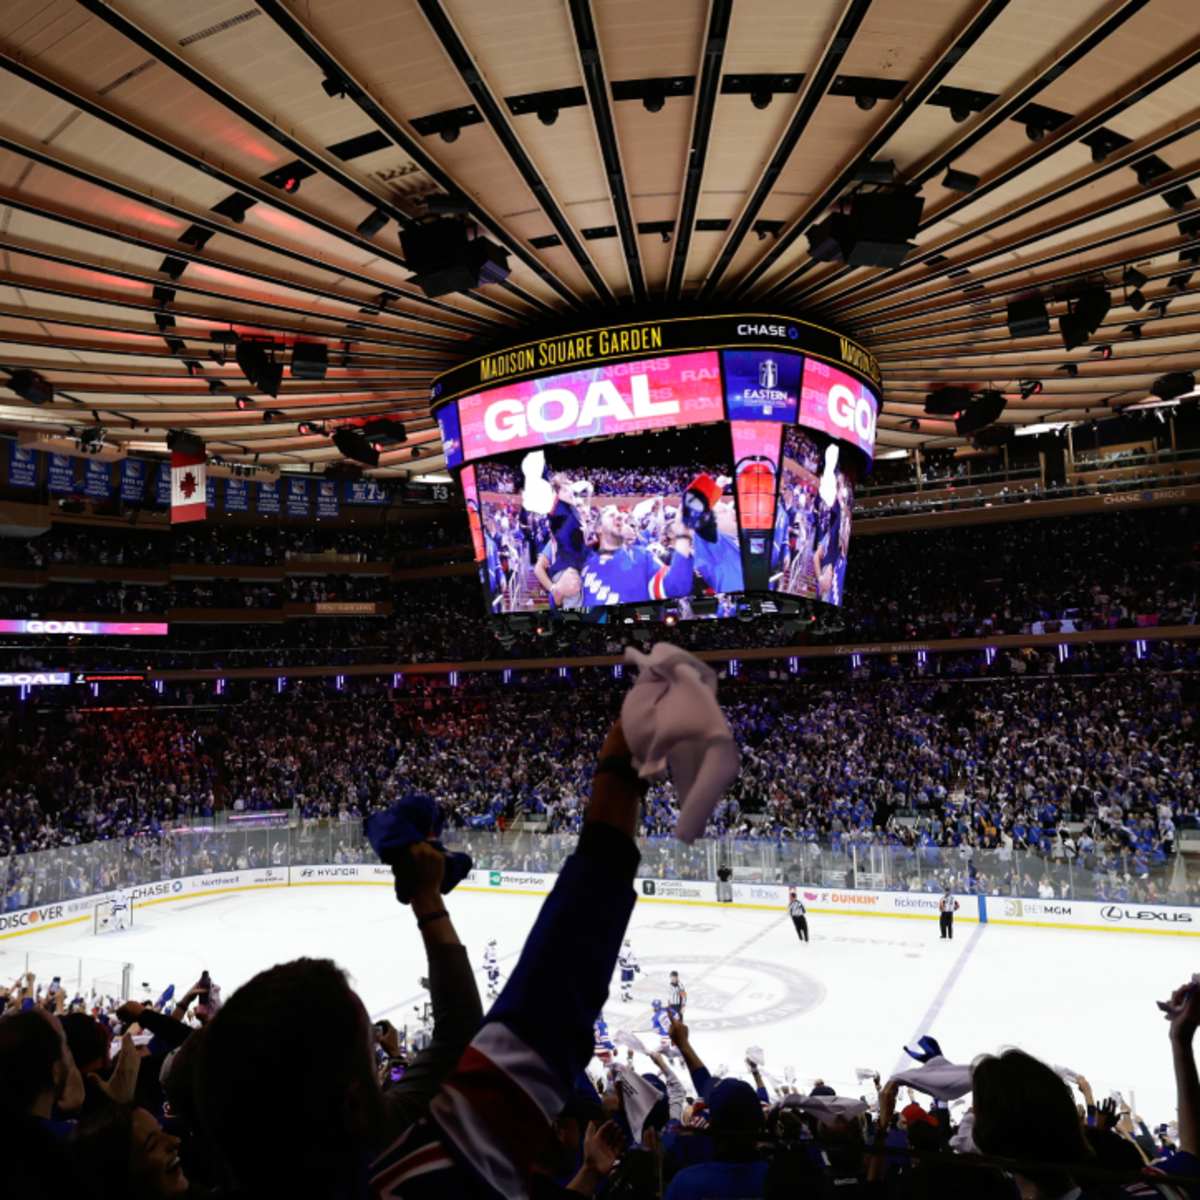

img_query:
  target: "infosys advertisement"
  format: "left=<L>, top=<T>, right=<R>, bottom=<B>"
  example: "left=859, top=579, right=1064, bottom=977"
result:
left=455, top=351, right=723, bottom=464
left=0, top=620, right=169, bottom=636
left=799, top=359, right=879, bottom=462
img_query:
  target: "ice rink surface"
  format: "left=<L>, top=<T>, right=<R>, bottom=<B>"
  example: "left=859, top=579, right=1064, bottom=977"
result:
left=6, top=885, right=1194, bottom=1123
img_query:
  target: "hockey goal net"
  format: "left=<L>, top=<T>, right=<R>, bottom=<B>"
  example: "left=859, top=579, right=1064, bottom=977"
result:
left=93, top=896, right=134, bottom=935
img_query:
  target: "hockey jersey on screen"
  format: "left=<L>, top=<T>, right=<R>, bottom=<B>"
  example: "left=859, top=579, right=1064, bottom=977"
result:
left=580, top=544, right=693, bottom=606
left=594, top=1017, right=615, bottom=1060
left=547, top=498, right=587, bottom=575
left=692, top=532, right=744, bottom=593
left=651, top=1008, right=671, bottom=1039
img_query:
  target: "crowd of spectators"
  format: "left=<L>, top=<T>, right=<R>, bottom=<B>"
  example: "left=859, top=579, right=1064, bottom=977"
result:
left=5, top=714, right=1200, bottom=1199
left=2, top=668, right=1195, bottom=910
left=0, top=505, right=1191, bottom=663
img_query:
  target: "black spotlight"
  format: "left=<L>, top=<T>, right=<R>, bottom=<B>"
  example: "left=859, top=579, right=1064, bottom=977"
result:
left=439, top=120, right=460, bottom=143
left=1128, top=289, right=1146, bottom=311
left=1059, top=284, right=1110, bottom=350
left=854, top=94, right=877, bottom=111
left=1122, top=322, right=1144, bottom=340
left=1019, top=380, right=1043, bottom=398
left=159, top=255, right=188, bottom=280
left=362, top=418, right=407, bottom=445
left=806, top=190, right=924, bottom=268
left=1123, top=265, right=1148, bottom=289
left=356, top=209, right=389, bottom=238
left=536, top=103, right=559, bottom=126
left=750, top=89, right=772, bottom=111
left=1006, top=294, right=1049, bottom=337
left=9, top=368, right=53, bottom=405
left=955, top=389, right=1007, bottom=437
left=400, top=219, right=511, bottom=296
left=153, top=285, right=176, bottom=308
left=1151, top=371, right=1195, bottom=401
left=235, top=396, right=254, bottom=411
left=642, top=86, right=666, bottom=114
left=235, top=340, right=283, bottom=397
left=923, top=386, right=973, bottom=416
left=333, top=425, right=380, bottom=468
left=297, top=421, right=327, bottom=436
left=165, top=429, right=205, bottom=457
left=942, top=167, right=979, bottom=193
left=290, top=342, right=328, bottom=381
left=1169, top=271, right=1193, bottom=292
left=1057, top=363, right=1079, bottom=377
left=949, top=102, right=972, bottom=123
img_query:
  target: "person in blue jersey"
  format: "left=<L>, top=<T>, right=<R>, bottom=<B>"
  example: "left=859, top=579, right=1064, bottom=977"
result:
left=678, top=473, right=744, bottom=595
left=579, top=506, right=694, bottom=606
left=650, top=998, right=676, bottom=1058
left=812, top=469, right=851, bottom=606
left=593, top=1016, right=615, bottom=1067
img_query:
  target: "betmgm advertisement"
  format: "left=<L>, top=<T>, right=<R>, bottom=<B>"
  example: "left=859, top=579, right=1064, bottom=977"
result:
left=433, top=315, right=880, bottom=619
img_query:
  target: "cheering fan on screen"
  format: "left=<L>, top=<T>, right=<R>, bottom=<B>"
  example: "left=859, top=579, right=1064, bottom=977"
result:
left=580, top=506, right=694, bottom=605
left=677, top=473, right=744, bottom=595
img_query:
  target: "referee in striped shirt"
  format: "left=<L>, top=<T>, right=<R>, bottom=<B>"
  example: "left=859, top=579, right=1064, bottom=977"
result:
left=788, top=889, right=809, bottom=943
left=667, top=970, right=687, bottom=1016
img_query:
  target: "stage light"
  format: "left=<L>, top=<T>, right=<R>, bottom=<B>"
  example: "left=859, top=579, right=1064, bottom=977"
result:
left=400, top=218, right=511, bottom=296
left=1091, top=344, right=1113, bottom=359
left=166, top=429, right=205, bottom=456
left=290, top=342, right=328, bottom=381
left=1123, top=266, right=1147, bottom=289
left=8, top=368, right=53, bottom=405
left=333, top=425, right=379, bottom=467
left=942, top=167, right=979, bottom=193
left=235, top=340, right=283, bottom=397
left=1019, top=380, right=1043, bottom=398
left=1059, top=284, right=1109, bottom=350
left=297, top=421, right=327, bottom=436
left=1006, top=294, right=1049, bottom=337
left=235, top=396, right=254, bottom=411
left=153, top=286, right=176, bottom=308
left=1151, top=371, right=1195, bottom=401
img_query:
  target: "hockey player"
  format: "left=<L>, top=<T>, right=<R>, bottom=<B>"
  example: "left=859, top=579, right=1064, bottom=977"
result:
left=650, top=999, right=675, bottom=1058
left=618, top=938, right=640, bottom=1003
left=110, top=888, right=131, bottom=932
left=593, top=1015, right=615, bottom=1066
left=482, top=938, right=501, bottom=1000
left=667, top=970, right=687, bottom=1017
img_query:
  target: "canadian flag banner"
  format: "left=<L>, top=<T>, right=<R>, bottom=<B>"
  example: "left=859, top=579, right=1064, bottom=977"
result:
left=170, top=450, right=206, bottom=524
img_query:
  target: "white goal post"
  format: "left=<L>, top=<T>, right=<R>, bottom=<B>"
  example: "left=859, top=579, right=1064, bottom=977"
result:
left=93, top=896, right=135, bottom=935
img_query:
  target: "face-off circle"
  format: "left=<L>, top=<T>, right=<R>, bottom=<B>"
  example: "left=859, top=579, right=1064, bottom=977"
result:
left=616, top=954, right=826, bottom=1032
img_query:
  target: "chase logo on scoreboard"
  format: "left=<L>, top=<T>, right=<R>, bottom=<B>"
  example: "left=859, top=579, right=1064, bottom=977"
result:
left=722, top=349, right=801, bottom=422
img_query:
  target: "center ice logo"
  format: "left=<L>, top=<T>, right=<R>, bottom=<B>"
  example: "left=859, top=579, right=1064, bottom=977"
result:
left=623, top=955, right=824, bottom=1031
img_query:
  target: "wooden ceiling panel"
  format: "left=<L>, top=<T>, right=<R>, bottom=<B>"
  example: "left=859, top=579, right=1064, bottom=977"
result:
left=0, top=0, right=1193, bottom=469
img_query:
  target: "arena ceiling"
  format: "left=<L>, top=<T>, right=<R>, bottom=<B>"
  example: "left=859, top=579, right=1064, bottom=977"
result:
left=0, top=0, right=1198, bottom=477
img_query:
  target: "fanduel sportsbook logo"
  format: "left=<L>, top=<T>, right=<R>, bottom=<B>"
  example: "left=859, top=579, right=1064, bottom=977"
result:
left=482, top=373, right=676, bottom=443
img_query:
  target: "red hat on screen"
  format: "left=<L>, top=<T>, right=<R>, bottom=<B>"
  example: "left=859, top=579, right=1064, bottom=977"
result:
left=685, top=473, right=724, bottom=510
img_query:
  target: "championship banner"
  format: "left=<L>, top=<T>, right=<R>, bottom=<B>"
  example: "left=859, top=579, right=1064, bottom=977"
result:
left=225, top=478, right=249, bottom=512
left=170, top=449, right=206, bottom=524
left=344, top=479, right=389, bottom=505
left=47, top=453, right=75, bottom=493
left=156, top=463, right=171, bottom=506
left=316, top=479, right=339, bottom=518
left=9, top=443, right=37, bottom=487
left=83, top=459, right=112, bottom=499
left=285, top=477, right=310, bottom=518
left=257, top=479, right=281, bottom=515
left=120, top=458, right=146, bottom=502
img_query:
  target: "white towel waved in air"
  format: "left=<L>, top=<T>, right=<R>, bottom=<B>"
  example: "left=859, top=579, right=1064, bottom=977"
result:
left=621, top=643, right=740, bottom=843
left=889, top=1056, right=973, bottom=1101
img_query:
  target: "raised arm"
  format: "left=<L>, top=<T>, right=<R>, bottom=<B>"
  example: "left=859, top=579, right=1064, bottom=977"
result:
left=1160, top=978, right=1200, bottom=1156
left=381, top=841, right=483, bottom=1128
left=669, top=1018, right=711, bottom=1101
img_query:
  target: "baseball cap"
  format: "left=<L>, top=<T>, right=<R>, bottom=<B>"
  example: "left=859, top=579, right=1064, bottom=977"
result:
left=708, top=1078, right=765, bottom=1133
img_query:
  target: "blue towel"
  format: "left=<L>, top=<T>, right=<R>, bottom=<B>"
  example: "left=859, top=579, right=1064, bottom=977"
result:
left=365, top=794, right=473, bottom=903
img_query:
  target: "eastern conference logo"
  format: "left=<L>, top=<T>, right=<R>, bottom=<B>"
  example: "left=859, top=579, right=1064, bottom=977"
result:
left=1101, top=905, right=1192, bottom=924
